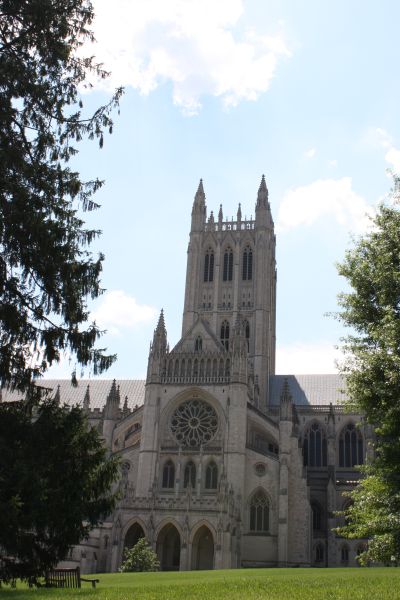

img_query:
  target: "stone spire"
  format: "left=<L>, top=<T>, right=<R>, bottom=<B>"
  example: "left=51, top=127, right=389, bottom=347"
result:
left=191, top=179, right=206, bottom=231
left=237, top=202, right=242, bottom=222
left=147, top=310, right=169, bottom=383
left=279, top=377, right=293, bottom=421
left=256, top=174, right=269, bottom=208
left=53, top=384, right=61, bottom=405
left=83, top=384, right=90, bottom=411
left=104, top=379, right=120, bottom=420
left=122, top=395, right=130, bottom=418
left=255, top=174, right=273, bottom=229
left=152, top=309, right=167, bottom=354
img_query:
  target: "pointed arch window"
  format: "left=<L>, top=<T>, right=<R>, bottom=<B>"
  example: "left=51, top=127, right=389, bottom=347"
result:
left=311, top=501, right=323, bottom=532
left=242, top=246, right=253, bottom=281
left=194, top=336, right=202, bottom=352
left=162, top=460, right=175, bottom=489
left=223, top=248, right=233, bottom=281
left=204, top=249, right=214, bottom=282
left=339, top=423, right=364, bottom=467
left=303, top=422, right=327, bottom=467
left=205, top=461, right=218, bottom=489
left=220, top=320, right=230, bottom=350
left=249, top=490, right=269, bottom=532
left=183, top=461, right=196, bottom=489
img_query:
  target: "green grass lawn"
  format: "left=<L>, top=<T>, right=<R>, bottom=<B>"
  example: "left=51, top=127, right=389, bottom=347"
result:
left=2, top=568, right=400, bottom=600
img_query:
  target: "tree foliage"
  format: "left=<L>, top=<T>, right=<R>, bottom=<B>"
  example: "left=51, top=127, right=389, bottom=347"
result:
left=337, top=473, right=400, bottom=565
left=120, top=538, right=160, bottom=573
left=0, top=399, right=120, bottom=584
left=336, top=174, right=400, bottom=563
left=0, top=0, right=123, bottom=393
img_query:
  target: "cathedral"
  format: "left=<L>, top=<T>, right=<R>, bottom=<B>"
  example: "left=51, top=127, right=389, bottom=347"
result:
left=7, top=177, right=370, bottom=571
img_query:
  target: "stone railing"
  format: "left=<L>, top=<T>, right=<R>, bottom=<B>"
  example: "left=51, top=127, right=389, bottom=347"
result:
left=205, top=220, right=255, bottom=233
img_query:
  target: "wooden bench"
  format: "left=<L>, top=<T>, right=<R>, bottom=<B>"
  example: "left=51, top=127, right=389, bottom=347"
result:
left=46, top=566, right=99, bottom=588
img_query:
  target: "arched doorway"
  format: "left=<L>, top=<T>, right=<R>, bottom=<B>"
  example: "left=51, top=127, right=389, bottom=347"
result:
left=191, top=525, right=214, bottom=570
left=124, top=522, right=145, bottom=549
left=156, top=524, right=181, bottom=571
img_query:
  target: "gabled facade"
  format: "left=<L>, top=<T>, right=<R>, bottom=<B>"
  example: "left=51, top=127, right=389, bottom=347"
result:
left=6, top=177, right=371, bottom=572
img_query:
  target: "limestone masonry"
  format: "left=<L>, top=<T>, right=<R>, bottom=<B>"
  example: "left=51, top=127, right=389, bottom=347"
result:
left=6, top=177, right=370, bottom=571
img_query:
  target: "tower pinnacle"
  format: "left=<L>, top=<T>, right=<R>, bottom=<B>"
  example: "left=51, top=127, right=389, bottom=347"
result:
left=256, top=174, right=269, bottom=208
left=191, top=179, right=206, bottom=231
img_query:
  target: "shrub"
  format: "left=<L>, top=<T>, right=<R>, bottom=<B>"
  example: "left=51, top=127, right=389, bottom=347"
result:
left=120, top=538, right=160, bottom=572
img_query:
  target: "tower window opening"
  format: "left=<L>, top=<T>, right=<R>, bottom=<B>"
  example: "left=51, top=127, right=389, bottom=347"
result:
left=242, top=247, right=253, bottom=281
left=195, top=336, right=202, bottom=352
left=220, top=320, right=230, bottom=350
left=223, top=248, right=233, bottom=281
left=204, top=249, right=214, bottom=282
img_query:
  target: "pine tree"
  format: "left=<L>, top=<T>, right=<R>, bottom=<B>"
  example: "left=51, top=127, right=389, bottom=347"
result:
left=0, top=399, right=120, bottom=584
left=0, top=0, right=123, bottom=394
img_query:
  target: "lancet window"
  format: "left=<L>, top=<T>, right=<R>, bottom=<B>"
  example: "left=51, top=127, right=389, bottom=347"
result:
left=311, top=501, right=323, bottom=531
left=339, top=423, right=364, bottom=467
left=220, top=320, right=230, bottom=350
left=205, top=461, right=218, bottom=489
left=194, top=336, right=202, bottom=352
left=303, top=422, right=327, bottom=467
left=249, top=490, right=269, bottom=532
left=183, top=461, right=196, bottom=489
left=162, top=460, right=175, bottom=489
left=242, top=246, right=253, bottom=281
left=223, top=248, right=233, bottom=281
left=204, top=249, right=214, bottom=282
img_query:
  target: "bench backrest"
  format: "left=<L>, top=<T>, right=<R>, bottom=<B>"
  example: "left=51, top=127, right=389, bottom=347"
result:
left=46, top=567, right=81, bottom=588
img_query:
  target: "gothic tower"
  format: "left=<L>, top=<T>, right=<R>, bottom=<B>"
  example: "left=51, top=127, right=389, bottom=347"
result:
left=182, top=176, right=276, bottom=407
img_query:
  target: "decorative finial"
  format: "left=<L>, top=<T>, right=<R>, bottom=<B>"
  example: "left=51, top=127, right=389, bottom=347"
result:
left=54, top=384, right=61, bottom=405
left=83, top=384, right=90, bottom=410
left=256, top=174, right=269, bottom=209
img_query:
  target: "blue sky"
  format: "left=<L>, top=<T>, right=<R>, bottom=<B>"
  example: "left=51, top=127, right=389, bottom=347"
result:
left=48, top=0, right=400, bottom=380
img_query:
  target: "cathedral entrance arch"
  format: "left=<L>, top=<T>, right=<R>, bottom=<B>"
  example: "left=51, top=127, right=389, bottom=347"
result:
left=156, top=524, right=181, bottom=571
left=124, top=522, right=145, bottom=549
left=191, top=525, right=214, bottom=570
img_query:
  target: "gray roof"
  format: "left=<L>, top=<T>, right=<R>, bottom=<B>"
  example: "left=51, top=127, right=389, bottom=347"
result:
left=1, top=379, right=146, bottom=410
left=269, top=374, right=348, bottom=406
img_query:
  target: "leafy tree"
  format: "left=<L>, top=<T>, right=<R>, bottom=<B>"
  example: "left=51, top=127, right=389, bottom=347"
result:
left=120, top=538, right=160, bottom=573
left=336, top=174, right=400, bottom=563
left=0, top=0, right=123, bottom=394
left=0, top=399, right=120, bottom=584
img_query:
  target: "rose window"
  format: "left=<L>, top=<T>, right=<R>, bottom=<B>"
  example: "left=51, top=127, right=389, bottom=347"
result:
left=170, top=399, right=218, bottom=447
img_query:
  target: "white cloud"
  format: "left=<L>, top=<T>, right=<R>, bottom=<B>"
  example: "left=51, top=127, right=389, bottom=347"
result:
left=328, top=159, right=337, bottom=167
left=375, top=128, right=400, bottom=174
left=276, top=342, right=340, bottom=374
left=88, top=0, right=291, bottom=114
left=304, top=148, right=316, bottom=159
left=91, top=290, right=158, bottom=335
left=277, top=177, right=374, bottom=234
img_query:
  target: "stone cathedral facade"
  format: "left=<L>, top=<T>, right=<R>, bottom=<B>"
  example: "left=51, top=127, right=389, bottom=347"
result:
left=18, top=177, right=371, bottom=572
